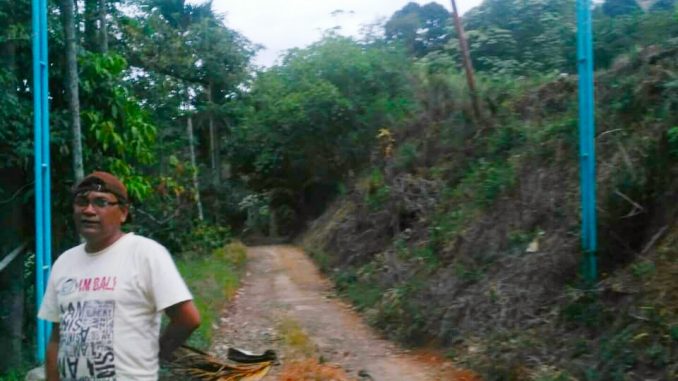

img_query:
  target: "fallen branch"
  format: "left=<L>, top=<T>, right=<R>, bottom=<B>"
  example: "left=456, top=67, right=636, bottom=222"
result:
left=134, top=207, right=181, bottom=225
left=614, top=189, right=645, bottom=218
left=640, top=225, right=668, bottom=256
left=0, top=243, right=28, bottom=273
left=0, top=182, right=34, bottom=205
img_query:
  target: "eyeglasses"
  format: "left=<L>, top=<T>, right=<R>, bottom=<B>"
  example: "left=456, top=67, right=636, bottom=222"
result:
left=74, top=196, right=121, bottom=209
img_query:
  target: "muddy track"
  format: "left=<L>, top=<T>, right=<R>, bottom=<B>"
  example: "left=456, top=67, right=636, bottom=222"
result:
left=210, top=245, right=462, bottom=381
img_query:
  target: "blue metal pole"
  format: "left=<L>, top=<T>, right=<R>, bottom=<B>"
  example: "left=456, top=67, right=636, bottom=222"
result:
left=577, top=0, right=597, bottom=283
left=32, top=0, right=51, bottom=362
left=40, top=0, right=52, bottom=347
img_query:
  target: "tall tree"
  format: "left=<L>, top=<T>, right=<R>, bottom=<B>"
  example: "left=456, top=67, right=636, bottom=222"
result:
left=385, top=2, right=451, bottom=57
left=60, top=0, right=85, bottom=181
left=649, top=0, right=677, bottom=11
left=602, top=0, right=643, bottom=16
left=228, top=36, right=414, bottom=226
left=456, top=0, right=576, bottom=75
left=84, top=0, right=98, bottom=50
left=99, top=0, right=108, bottom=52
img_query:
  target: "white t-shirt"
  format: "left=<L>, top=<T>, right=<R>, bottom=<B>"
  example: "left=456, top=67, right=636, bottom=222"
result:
left=38, top=233, right=192, bottom=381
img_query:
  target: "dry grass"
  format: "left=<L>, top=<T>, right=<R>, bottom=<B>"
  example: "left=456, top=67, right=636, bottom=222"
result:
left=275, top=318, right=356, bottom=380
left=277, top=359, right=355, bottom=381
left=277, top=318, right=316, bottom=358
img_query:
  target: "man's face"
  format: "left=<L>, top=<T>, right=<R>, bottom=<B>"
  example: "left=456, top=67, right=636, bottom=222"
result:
left=73, top=191, right=128, bottom=244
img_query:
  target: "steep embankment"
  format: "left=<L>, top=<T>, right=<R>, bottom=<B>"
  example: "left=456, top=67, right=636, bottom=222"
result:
left=302, top=43, right=678, bottom=380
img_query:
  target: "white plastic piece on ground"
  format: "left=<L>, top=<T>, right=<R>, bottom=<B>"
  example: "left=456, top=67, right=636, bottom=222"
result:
left=25, top=365, right=45, bottom=381
left=526, top=238, right=540, bottom=253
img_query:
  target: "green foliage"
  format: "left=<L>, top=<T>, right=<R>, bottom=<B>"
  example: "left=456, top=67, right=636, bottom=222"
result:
left=0, top=0, right=33, bottom=172
left=561, top=289, right=605, bottom=328
left=365, top=169, right=391, bottom=211
left=175, top=241, right=246, bottom=348
left=179, top=222, right=232, bottom=256
left=453, top=262, right=485, bottom=283
left=334, top=267, right=383, bottom=312
left=306, top=247, right=333, bottom=273
left=237, top=193, right=270, bottom=234
left=455, top=158, right=516, bottom=208
left=384, top=2, right=451, bottom=57
left=79, top=52, right=157, bottom=200
left=594, top=7, right=678, bottom=69
left=394, top=142, right=419, bottom=170
left=227, top=35, right=414, bottom=228
left=0, top=367, right=30, bottom=381
left=412, top=246, right=439, bottom=268
left=650, top=0, right=677, bottom=11
left=602, top=0, right=643, bottom=17
left=631, top=260, right=656, bottom=279
left=368, top=281, right=428, bottom=343
left=457, top=0, right=577, bottom=76
left=668, top=126, right=678, bottom=157
left=486, top=123, right=527, bottom=158
left=0, top=70, right=32, bottom=169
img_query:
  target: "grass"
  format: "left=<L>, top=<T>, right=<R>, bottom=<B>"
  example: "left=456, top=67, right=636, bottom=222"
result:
left=0, top=366, right=33, bottom=381
left=175, top=241, right=247, bottom=349
left=277, top=318, right=315, bottom=357
left=276, top=318, right=354, bottom=380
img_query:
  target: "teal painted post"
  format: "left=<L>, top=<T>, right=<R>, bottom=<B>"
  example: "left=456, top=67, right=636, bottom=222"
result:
left=576, top=0, right=597, bottom=283
left=32, top=0, right=52, bottom=362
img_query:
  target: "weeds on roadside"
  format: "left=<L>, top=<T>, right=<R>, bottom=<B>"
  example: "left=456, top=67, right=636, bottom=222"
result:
left=176, top=241, right=247, bottom=349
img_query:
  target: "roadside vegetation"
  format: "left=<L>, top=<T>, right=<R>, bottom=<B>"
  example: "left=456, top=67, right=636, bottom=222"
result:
left=176, top=240, right=248, bottom=349
left=302, top=2, right=678, bottom=380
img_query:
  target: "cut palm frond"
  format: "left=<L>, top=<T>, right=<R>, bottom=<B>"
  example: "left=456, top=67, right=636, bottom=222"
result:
left=168, top=345, right=275, bottom=381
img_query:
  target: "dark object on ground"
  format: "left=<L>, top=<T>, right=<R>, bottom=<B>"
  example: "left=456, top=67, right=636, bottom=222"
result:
left=227, top=347, right=278, bottom=364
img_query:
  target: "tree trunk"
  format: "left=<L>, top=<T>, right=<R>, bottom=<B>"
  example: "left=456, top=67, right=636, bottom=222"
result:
left=61, top=0, right=85, bottom=181
left=208, top=81, right=220, bottom=186
left=187, top=115, right=204, bottom=221
left=83, top=0, right=97, bottom=51
left=98, top=0, right=108, bottom=52
left=450, top=0, right=482, bottom=124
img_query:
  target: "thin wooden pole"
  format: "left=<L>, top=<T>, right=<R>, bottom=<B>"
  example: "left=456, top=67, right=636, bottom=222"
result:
left=450, top=0, right=481, bottom=123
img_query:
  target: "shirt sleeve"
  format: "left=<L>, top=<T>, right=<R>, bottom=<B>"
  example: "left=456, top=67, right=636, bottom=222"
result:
left=38, top=267, right=60, bottom=323
left=142, top=241, right=193, bottom=312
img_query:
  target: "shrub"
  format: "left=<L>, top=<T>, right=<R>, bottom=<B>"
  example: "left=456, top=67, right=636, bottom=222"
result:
left=180, top=222, right=232, bottom=255
left=668, top=126, right=678, bottom=158
left=365, top=168, right=391, bottom=211
left=395, top=142, right=419, bottom=170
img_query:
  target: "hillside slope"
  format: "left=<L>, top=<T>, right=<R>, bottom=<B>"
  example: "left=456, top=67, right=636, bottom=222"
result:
left=302, top=43, right=678, bottom=380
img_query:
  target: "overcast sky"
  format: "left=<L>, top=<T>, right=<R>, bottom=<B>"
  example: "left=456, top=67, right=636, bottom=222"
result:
left=205, top=1, right=484, bottom=67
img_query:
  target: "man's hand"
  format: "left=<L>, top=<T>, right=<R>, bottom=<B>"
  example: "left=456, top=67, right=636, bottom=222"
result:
left=46, top=323, right=60, bottom=381
left=159, top=300, right=201, bottom=362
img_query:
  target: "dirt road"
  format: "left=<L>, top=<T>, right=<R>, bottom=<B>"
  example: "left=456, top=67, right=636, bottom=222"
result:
left=210, top=246, right=465, bottom=381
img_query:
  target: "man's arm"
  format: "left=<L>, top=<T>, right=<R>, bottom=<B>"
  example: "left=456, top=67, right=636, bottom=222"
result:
left=46, top=323, right=60, bottom=381
left=159, top=300, right=201, bottom=361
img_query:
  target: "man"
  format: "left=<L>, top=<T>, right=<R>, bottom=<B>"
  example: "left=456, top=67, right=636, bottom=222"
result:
left=38, top=171, right=200, bottom=381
